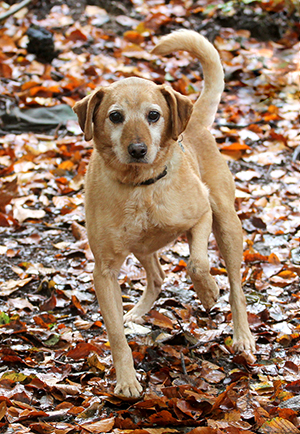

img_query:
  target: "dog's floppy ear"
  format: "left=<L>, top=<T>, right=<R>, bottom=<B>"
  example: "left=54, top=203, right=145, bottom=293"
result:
left=73, top=88, right=105, bottom=141
left=160, top=85, right=193, bottom=141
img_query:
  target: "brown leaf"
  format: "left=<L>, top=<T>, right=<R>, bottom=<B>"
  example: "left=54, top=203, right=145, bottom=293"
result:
left=72, top=221, right=87, bottom=240
left=144, top=12, right=172, bottom=31
left=39, top=292, right=57, bottom=311
left=28, top=422, right=55, bottom=434
left=200, top=361, right=226, bottom=384
left=0, top=401, right=7, bottom=421
left=211, top=382, right=237, bottom=412
left=13, top=205, right=46, bottom=224
left=259, top=417, right=300, bottom=433
left=66, top=24, right=88, bottom=41
left=52, top=384, right=82, bottom=397
left=66, top=342, right=99, bottom=360
left=148, top=310, right=174, bottom=329
left=80, top=416, right=115, bottom=433
left=17, top=409, right=48, bottom=422
left=0, top=34, right=17, bottom=53
left=20, top=233, right=41, bottom=245
left=188, top=429, right=218, bottom=434
left=87, top=352, right=106, bottom=371
left=0, top=177, right=18, bottom=211
left=148, top=410, right=178, bottom=425
left=0, top=212, right=10, bottom=227
left=0, top=277, right=32, bottom=297
left=71, top=294, right=86, bottom=315
left=175, top=399, right=202, bottom=419
left=236, top=392, right=259, bottom=419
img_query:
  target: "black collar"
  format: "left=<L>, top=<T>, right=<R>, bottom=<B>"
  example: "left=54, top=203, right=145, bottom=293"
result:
left=137, top=166, right=168, bottom=186
left=133, top=140, right=184, bottom=186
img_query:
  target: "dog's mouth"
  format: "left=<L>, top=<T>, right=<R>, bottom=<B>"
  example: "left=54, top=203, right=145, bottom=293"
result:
left=128, top=157, right=149, bottom=165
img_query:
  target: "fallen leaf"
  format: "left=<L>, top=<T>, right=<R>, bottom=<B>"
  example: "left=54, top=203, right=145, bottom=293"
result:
left=259, top=417, right=300, bottom=433
left=80, top=416, right=115, bottom=433
left=0, top=278, right=32, bottom=296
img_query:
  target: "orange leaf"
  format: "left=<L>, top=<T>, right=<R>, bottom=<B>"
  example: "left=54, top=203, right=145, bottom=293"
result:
left=61, top=202, right=77, bottom=215
left=244, top=250, right=268, bottom=263
left=268, top=105, right=279, bottom=114
left=268, top=253, right=281, bottom=264
left=21, top=80, right=41, bottom=91
left=277, top=270, right=297, bottom=279
left=124, top=30, right=144, bottom=44
left=58, top=160, right=74, bottom=171
left=264, top=113, right=280, bottom=122
left=221, top=142, right=251, bottom=151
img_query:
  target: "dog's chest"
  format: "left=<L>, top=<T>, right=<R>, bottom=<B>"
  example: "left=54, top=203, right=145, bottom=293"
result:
left=122, top=186, right=201, bottom=251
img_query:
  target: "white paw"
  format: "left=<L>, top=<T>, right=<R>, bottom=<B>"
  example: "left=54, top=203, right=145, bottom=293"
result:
left=200, top=283, right=219, bottom=311
left=124, top=309, right=145, bottom=325
left=233, top=332, right=256, bottom=353
left=114, top=377, right=143, bottom=398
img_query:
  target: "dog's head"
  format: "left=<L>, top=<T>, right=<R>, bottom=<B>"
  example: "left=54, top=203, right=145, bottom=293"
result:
left=73, top=78, right=193, bottom=169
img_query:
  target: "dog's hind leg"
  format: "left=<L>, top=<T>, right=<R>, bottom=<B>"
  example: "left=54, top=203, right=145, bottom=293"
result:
left=212, top=205, right=256, bottom=353
left=124, top=252, right=165, bottom=324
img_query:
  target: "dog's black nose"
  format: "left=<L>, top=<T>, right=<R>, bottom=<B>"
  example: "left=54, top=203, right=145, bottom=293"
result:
left=128, top=142, right=147, bottom=159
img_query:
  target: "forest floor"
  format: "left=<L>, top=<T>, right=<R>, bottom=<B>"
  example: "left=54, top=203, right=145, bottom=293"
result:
left=0, top=0, right=300, bottom=433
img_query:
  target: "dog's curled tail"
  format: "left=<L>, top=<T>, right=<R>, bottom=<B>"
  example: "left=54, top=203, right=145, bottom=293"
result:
left=151, top=30, right=224, bottom=128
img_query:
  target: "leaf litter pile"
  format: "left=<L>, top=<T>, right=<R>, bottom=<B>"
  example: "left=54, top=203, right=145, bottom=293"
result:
left=0, top=1, right=300, bottom=433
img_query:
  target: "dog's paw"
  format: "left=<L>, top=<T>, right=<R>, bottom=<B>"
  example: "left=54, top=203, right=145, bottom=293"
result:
left=114, top=377, right=143, bottom=398
left=201, top=284, right=219, bottom=311
left=187, top=260, right=219, bottom=311
left=196, top=277, right=219, bottom=311
left=124, top=309, right=145, bottom=324
left=233, top=331, right=256, bottom=353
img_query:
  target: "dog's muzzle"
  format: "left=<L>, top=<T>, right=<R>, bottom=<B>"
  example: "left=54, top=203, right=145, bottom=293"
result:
left=128, top=142, right=147, bottom=160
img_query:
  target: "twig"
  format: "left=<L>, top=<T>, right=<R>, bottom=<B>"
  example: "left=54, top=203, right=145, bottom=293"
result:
left=292, top=145, right=300, bottom=162
left=180, top=351, right=187, bottom=375
left=0, top=0, right=33, bottom=21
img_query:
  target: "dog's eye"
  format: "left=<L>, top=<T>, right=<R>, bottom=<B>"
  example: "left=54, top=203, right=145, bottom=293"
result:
left=109, top=111, right=124, bottom=124
left=148, top=111, right=160, bottom=123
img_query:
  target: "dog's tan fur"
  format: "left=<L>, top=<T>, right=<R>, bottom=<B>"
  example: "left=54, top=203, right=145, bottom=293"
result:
left=73, top=30, right=255, bottom=398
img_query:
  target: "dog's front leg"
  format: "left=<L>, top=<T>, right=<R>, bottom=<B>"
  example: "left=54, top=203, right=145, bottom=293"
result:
left=186, top=206, right=219, bottom=311
left=93, top=263, right=143, bottom=397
